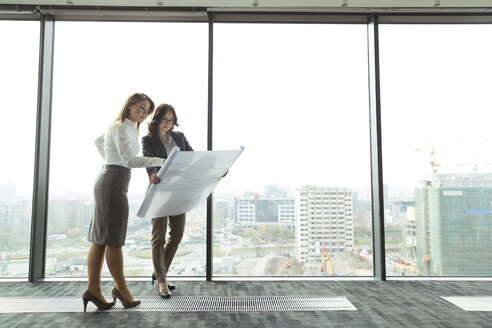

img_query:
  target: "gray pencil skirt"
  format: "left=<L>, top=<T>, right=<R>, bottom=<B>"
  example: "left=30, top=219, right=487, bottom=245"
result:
left=87, top=165, right=131, bottom=247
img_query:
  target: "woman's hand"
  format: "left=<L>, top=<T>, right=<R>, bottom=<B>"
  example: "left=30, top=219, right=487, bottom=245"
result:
left=150, top=173, right=161, bottom=184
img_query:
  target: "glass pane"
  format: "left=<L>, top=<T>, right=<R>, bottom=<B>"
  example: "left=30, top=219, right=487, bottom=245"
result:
left=380, top=25, right=492, bottom=276
left=47, top=22, right=207, bottom=278
left=0, top=21, right=39, bottom=278
left=213, top=24, right=373, bottom=277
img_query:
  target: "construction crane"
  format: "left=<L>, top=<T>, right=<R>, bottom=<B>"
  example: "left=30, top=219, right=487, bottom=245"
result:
left=415, top=138, right=489, bottom=177
left=319, top=248, right=334, bottom=276
left=414, top=145, right=441, bottom=177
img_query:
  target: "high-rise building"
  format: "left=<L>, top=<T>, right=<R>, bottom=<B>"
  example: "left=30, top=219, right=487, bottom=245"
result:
left=215, top=199, right=230, bottom=221
left=400, top=206, right=416, bottom=262
left=264, top=185, right=288, bottom=198
left=234, top=187, right=295, bottom=229
left=415, top=173, right=492, bottom=276
left=0, top=199, right=31, bottom=237
left=235, top=194, right=295, bottom=228
left=391, top=200, right=415, bottom=226
left=295, top=186, right=353, bottom=264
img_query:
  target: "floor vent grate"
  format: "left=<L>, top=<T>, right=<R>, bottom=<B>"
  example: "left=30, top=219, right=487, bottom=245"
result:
left=0, top=295, right=357, bottom=313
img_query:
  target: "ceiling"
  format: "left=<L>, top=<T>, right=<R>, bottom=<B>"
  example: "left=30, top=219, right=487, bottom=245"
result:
left=1, top=0, right=492, bottom=11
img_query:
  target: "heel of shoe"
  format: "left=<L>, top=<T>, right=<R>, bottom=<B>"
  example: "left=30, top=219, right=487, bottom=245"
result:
left=82, top=291, right=90, bottom=313
left=82, top=290, right=115, bottom=312
left=83, top=298, right=89, bottom=313
left=112, top=287, right=141, bottom=308
left=151, top=272, right=156, bottom=285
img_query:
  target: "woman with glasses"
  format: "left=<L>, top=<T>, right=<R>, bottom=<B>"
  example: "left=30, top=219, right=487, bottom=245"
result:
left=142, top=104, right=193, bottom=299
left=83, top=93, right=165, bottom=312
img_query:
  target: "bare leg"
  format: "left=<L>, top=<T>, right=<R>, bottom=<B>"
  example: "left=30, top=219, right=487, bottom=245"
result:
left=86, top=243, right=109, bottom=302
left=158, top=281, right=169, bottom=294
left=106, top=245, right=137, bottom=301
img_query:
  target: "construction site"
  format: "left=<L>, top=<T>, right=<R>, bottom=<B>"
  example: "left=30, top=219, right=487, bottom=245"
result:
left=236, top=248, right=373, bottom=276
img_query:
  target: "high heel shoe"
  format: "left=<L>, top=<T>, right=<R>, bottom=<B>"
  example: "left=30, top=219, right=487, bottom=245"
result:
left=157, top=282, right=172, bottom=299
left=82, top=290, right=115, bottom=312
left=111, top=287, right=141, bottom=308
left=152, top=272, right=176, bottom=290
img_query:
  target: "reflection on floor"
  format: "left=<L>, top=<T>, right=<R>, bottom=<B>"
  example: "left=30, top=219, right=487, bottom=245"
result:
left=441, top=296, right=492, bottom=311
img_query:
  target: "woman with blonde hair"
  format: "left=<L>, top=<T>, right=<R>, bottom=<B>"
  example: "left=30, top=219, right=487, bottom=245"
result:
left=83, top=93, right=165, bottom=312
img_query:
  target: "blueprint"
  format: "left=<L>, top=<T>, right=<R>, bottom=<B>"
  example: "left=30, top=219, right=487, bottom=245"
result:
left=137, top=147, right=243, bottom=218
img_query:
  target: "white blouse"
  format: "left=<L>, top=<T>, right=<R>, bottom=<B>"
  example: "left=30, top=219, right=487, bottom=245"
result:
left=95, top=118, right=163, bottom=169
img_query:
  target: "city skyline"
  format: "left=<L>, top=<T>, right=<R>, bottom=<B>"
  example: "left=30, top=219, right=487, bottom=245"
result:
left=3, top=21, right=492, bottom=279
left=4, top=174, right=492, bottom=277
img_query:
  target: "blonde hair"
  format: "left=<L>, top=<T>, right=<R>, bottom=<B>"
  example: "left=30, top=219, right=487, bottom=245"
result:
left=112, top=93, right=155, bottom=133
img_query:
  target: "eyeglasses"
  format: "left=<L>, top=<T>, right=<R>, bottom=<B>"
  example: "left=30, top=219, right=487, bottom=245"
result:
left=160, top=118, right=175, bottom=125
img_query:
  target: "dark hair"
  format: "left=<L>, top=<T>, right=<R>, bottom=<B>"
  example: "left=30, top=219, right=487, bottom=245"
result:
left=115, top=93, right=155, bottom=132
left=148, top=104, right=180, bottom=135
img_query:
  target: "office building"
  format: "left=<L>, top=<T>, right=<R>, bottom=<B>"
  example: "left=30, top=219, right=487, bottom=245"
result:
left=415, top=173, right=492, bottom=275
left=296, top=186, right=353, bottom=264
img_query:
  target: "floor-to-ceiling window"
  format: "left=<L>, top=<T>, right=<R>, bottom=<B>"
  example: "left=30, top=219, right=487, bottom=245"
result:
left=4, top=13, right=492, bottom=281
left=213, top=23, right=373, bottom=277
left=0, top=20, right=39, bottom=278
left=380, top=24, right=492, bottom=276
left=46, top=21, right=208, bottom=278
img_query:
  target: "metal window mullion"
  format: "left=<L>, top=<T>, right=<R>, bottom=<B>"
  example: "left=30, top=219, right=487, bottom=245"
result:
left=29, top=15, right=54, bottom=282
left=206, top=13, right=214, bottom=282
left=367, top=13, right=386, bottom=281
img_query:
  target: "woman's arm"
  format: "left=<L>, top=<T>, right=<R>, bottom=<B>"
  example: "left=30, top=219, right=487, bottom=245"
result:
left=176, top=131, right=193, bottom=151
left=94, top=134, right=105, bottom=159
left=113, top=125, right=164, bottom=168
left=183, top=134, right=193, bottom=152
left=142, top=136, right=161, bottom=177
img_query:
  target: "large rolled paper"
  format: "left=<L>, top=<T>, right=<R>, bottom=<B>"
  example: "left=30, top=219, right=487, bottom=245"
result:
left=137, top=146, right=244, bottom=218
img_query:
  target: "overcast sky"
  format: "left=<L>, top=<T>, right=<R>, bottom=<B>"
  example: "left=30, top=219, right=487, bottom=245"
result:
left=2, top=21, right=492, bottom=201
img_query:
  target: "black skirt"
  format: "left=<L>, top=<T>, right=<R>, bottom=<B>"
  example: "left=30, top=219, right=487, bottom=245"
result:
left=87, top=165, right=131, bottom=247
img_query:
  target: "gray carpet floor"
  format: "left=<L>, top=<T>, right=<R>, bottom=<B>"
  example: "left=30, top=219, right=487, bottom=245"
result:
left=0, top=280, right=491, bottom=327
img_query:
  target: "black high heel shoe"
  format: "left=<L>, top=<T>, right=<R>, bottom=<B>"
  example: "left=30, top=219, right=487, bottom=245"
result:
left=111, top=287, right=141, bottom=308
left=82, top=290, right=115, bottom=312
left=152, top=272, right=176, bottom=290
